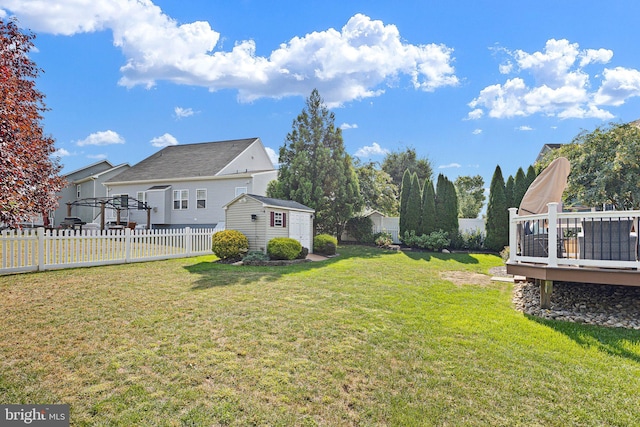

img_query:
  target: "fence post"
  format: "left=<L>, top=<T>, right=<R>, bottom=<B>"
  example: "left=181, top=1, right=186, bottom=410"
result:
left=185, top=227, right=192, bottom=257
left=125, top=228, right=132, bottom=263
left=36, top=227, right=45, bottom=271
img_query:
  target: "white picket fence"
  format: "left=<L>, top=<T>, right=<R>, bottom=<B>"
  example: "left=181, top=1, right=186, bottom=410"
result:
left=0, top=227, right=221, bottom=275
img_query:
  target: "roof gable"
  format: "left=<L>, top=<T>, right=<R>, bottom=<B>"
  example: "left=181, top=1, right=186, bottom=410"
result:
left=106, top=138, right=271, bottom=183
left=225, top=194, right=314, bottom=212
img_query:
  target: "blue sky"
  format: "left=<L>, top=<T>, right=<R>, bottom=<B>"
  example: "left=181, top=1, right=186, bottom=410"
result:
left=3, top=1, right=640, bottom=188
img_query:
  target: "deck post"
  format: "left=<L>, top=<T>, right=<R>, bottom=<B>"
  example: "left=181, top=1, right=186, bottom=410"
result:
left=539, top=279, right=553, bottom=309
left=547, top=202, right=559, bottom=267
left=508, top=208, right=518, bottom=263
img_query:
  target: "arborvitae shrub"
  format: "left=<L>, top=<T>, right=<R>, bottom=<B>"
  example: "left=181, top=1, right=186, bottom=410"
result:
left=314, top=234, right=338, bottom=255
left=267, top=237, right=302, bottom=260
left=211, top=230, right=249, bottom=259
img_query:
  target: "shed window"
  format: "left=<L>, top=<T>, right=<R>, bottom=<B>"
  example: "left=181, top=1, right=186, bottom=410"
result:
left=270, top=211, right=287, bottom=227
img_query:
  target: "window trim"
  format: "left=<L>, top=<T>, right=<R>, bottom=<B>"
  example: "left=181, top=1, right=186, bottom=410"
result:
left=196, top=189, right=206, bottom=209
left=173, top=189, right=189, bottom=210
left=235, top=186, right=248, bottom=197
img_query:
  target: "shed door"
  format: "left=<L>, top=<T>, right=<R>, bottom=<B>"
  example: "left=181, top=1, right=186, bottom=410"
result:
left=289, top=211, right=311, bottom=250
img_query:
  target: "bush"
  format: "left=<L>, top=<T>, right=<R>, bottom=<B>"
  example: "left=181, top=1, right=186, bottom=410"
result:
left=267, top=237, right=302, bottom=260
left=345, top=216, right=374, bottom=243
left=402, top=229, right=450, bottom=252
left=211, top=230, right=249, bottom=259
left=314, top=234, right=338, bottom=255
left=242, top=251, right=270, bottom=262
left=374, top=231, right=393, bottom=248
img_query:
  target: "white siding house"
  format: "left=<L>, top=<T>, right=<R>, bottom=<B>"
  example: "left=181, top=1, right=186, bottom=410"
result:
left=104, top=138, right=277, bottom=228
left=224, top=194, right=315, bottom=253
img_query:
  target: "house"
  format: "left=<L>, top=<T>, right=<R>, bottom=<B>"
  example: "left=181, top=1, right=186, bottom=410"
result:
left=54, top=160, right=130, bottom=226
left=535, top=143, right=563, bottom=163
left=104, top=138, right=277, bottom=228
left=224, top=194, right=315, bottom=253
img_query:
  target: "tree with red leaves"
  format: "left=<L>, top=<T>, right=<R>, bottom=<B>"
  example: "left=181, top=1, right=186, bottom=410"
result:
left=1, top=18, right=64, bottom=228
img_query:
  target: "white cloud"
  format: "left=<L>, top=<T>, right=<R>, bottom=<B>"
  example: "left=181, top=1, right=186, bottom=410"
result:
left=469, top=38, right=632, bottom=120
left=265, top=147, right=278, bottom=166
left=174, top=106, right=195, bottom=119
left=340, top=123, right=358, bottom=130
left=472, top=128, right=482, bottom=135
left=150, top=133, right=179, bottom=147
left=355, top=142, right=389, bottom=158
left=76, top=130, right=125, bottom=146
left=594, top=67, right=640, bottom=106
left=499, top=61, right=513, bottom=74
left=53, top=148, right=71, bottom=157
left=438, top=163, right=461, bottom=169
left=87, top=153, right=108, bottom=160
left=517, top=125, right=533, bottom=131
left=0, top=3, right=458, bottom=105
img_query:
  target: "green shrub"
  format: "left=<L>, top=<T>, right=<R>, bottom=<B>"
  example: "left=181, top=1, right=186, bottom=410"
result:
left=242, top=251, right=270, bottom=262
left=314, top=234, right=338, bottom=255
left=402, top=229, right=450, bottom=252
left=268, top=237, right=302, bottom=260
left=345, top=216, right=374, bottom=243
left=211, top=230, right=249, bottom=260
left=374, top=231, right=393, bottom=248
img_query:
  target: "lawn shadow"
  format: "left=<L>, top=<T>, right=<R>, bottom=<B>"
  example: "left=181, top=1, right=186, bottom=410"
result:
left=528, top=315, right=640, bottom=364
left=402, top=250, right=481, bottom=264
left=184, top=246, right=382, bottom=290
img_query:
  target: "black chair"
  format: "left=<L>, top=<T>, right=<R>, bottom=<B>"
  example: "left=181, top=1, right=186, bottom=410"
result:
left=578, top=219, right=637, bottom=261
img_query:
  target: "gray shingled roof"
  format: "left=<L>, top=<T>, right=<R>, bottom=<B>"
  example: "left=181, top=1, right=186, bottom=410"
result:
left=106, top=138, right=258, bottom=183
left=247, top=194, right=314, bottom=212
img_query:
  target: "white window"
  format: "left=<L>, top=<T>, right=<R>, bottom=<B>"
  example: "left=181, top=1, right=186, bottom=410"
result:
left=235, top=186, right=247, bottom=197
left=196, top=189, right=206, bottom=209
left=136, top=191, right=146, bottom=209
left=270, top=211, right=286, bottom=227
left=173, top=190, right=188, bottom=210
left=76, top=184, right=81, bottom=199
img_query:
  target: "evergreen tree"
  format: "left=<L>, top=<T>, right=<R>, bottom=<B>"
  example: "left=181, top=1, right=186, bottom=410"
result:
left=419, top=178, right=436, bottom=236
left=405, top=173, right=422, bottom=234
left=504, top=175, right=515, bottom=209
left=434, top=174, right=448, bottom=232
left=525, top=165, right=537, bottom=190
left=399, top=169, right=412, bottom=237
left=446, top=178, right=459, bottom=236
left=435, top=175, right=459, bottom=237
left=268, top=89, right=361, bottom=238
left=485, top=165, right=508, bottom=251
left=513, top=167, right=527, bottom=208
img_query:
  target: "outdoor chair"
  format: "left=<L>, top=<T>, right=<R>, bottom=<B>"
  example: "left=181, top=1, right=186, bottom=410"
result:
left=578, top=218, right=638, bottom=261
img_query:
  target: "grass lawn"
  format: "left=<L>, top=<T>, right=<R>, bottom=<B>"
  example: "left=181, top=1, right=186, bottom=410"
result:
left=1, top=245, right=639, bottom=426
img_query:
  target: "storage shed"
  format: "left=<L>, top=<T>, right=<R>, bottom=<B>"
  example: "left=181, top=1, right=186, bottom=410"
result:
left=223, top=194, right=315, bottom=253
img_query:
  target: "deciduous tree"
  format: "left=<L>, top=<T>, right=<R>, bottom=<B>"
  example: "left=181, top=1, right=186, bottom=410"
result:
left=381, top=147, right=432, bottom=191
left=1, top=18, right=64, bottom=227
left=354, top=160, right=399, bottom=215
left=454, top=175, right=485, bottom=218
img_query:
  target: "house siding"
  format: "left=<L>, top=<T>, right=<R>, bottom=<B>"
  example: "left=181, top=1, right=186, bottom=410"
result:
left=107, top=176, right=261, bottom=228
left=218, top=140, right=275, bottom=176
left=225, top=198, right=268, bottom=252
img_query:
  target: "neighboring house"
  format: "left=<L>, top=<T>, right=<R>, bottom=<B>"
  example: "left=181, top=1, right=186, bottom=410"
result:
left=224, top=194, right=315, bottom=253
left=104, top=138, right=277, bottom=228
left=54, top=160, right=130, bottom=226
left=535, top=143, right=563, bottom=163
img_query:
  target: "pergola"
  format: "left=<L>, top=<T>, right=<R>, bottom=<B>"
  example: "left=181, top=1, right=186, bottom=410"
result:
left=66, top=196, right=151, bottom=231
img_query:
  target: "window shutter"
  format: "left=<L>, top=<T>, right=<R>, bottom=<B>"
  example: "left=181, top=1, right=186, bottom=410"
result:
left=282, top=213, right=287, bottom=227
left=270, top=211, right=274, bottom=227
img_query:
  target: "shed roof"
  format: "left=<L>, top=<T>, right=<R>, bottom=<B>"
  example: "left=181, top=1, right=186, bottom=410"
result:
left=226, top=194, right=314, bottom=212
left=106, top=138, right=262, bottom=183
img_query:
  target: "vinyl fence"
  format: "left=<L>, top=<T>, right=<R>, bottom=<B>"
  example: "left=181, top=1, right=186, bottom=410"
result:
left=0, top=227, right=221, bottom=275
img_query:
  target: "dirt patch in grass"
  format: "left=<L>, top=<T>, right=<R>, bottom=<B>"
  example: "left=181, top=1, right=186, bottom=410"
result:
left=440, top=270, right=493, bottom=286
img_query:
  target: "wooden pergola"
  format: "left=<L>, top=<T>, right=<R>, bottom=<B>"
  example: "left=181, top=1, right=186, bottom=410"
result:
left=66, top=196, right=151, bottom=231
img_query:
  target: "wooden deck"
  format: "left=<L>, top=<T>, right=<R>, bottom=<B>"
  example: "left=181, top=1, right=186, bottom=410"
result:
left=508, top=204, right=640, bottom=308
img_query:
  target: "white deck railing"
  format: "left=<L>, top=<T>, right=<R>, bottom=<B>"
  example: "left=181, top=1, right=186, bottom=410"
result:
left=0, top=227, right=221, bottom=275
left=509, top=203, right=640, bottom=270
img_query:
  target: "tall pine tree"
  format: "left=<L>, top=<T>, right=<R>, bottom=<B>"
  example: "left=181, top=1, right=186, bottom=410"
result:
left=399, top=169, right=412, bottom=237
left=513, top=167, right=527, bottom=208
left=504, top=175, right=515, bottom=209
left=419, top=178, right=436, bottom=236
left=268, top=89, right=361, bottom=238
left=485, top=165, right=508, bottom=251
left=405, top=173, right=422, bottom=234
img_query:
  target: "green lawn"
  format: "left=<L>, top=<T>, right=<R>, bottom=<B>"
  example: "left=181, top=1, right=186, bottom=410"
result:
left=1, top=246, right=639, bottom=426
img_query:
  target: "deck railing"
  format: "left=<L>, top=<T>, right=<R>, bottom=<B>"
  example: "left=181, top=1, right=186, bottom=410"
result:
left=0, top=227, right=220, bottom=275
left=509, top=203, right=640, bottom=270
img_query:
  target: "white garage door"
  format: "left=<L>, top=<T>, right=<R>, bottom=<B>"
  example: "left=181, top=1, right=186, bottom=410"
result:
left=289, top=211, right=311, bottom=250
